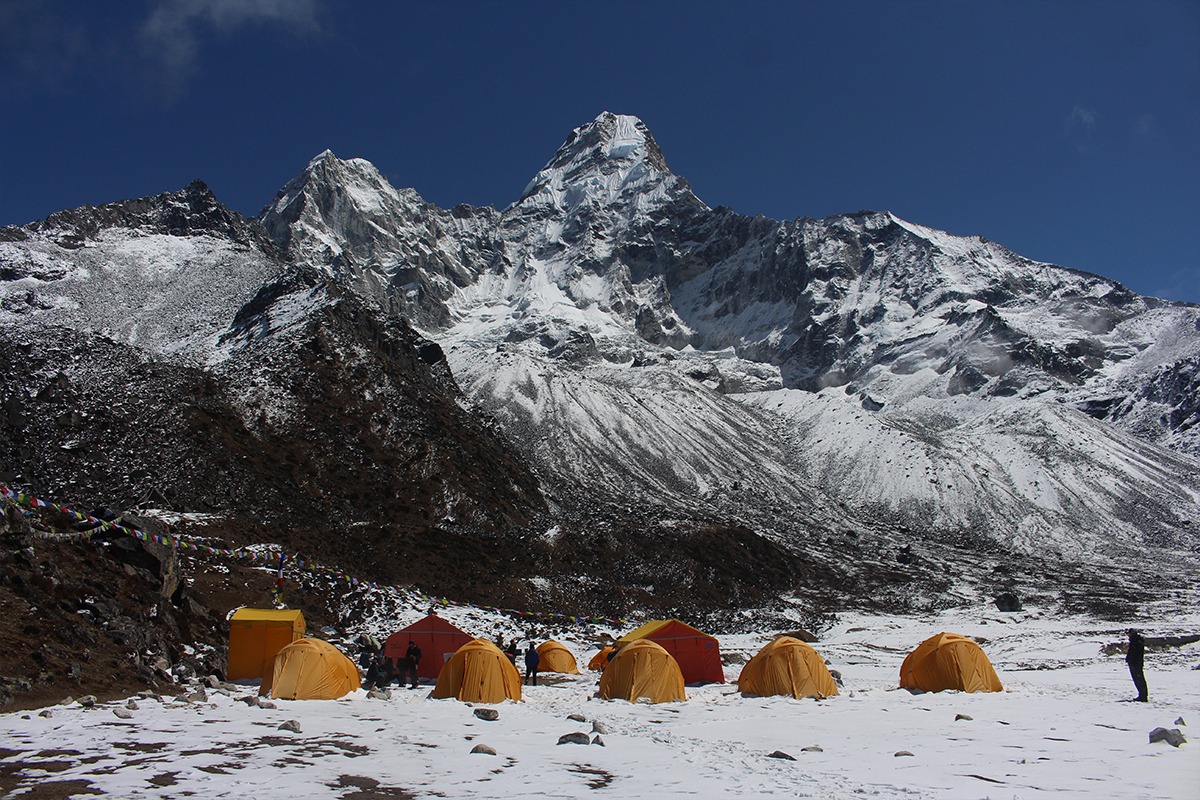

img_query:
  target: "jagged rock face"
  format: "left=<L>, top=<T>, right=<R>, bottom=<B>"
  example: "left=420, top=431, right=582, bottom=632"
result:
left=258, top=151, right=507, bottom=330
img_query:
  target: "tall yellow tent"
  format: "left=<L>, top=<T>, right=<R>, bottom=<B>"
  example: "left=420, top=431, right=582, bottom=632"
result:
left=432, top=639, right=522, bottom=703
left=536, top=640, right=580, bottom=674
left=227, top=608, right=305, bottom=680
left=899, top=632, right=1003, bottom=693
left=259, top=638, right=359, bottom=700
left=599, top=639, right=686, bottom=703
left=736, top=636, right=839, bottom=699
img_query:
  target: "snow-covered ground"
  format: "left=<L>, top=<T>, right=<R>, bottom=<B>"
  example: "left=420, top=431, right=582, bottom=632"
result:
left=3, top=602, right=1197, bottom=799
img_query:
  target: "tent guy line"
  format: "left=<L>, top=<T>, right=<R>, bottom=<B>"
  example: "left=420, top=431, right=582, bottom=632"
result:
left=0, top=484, right=639, bottom=628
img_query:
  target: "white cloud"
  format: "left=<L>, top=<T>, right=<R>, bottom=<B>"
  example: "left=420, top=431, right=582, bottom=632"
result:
left=139, top=0, right=319, bottom=86
left=1064, top=105, right=1099, bottom=154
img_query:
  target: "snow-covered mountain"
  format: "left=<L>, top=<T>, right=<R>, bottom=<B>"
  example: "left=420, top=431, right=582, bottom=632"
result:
left=258, top=112, right=1199, bottom=592
left=2, top=112, right=1197, bottom=620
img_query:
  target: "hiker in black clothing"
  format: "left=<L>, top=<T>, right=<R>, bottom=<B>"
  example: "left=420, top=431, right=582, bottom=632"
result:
left=1126, top=628, right=1148, bottom=701
left=405, top=640, right=422, bottom=689
left=504, top=641, right=518, bottom=665
left=524, top=644, right=540, bottom=686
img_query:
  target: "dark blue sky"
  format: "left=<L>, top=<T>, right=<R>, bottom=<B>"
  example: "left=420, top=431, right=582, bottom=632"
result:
left=2, top=0, right=1198, bottom=302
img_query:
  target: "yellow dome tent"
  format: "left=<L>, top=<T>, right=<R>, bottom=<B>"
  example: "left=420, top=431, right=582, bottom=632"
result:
left=588, top=646, right=616, bottom=671
left=536, top=640, right=580, bottom=674
left=227, top=608, right=305, bottom=681
left=598, top=639, right=686, bottom=703
left=899, top=632, right=1003, bottom=693
left=259, top=638, right=359, bottom=700
left=737, top=636, right=839, bottom=699
left=432, top=639, right=523, bottom=703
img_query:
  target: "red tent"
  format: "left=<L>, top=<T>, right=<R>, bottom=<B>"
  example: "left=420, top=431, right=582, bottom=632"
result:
left=384, top=615, right=474, bottom=681
left=616, top=619, right=725, bottom=684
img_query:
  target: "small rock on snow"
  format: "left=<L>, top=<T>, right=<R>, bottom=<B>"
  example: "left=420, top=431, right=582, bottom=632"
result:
left=38, top=710, right=52, bottom=718
left=591, top=735, right=605, bottom=746
left=955, top=714, right=973, bottom=721
left=767, top=750, right=796, bottom=760
left=591, top=720, right=607, bottom=734
left=894, top=751, right=915, bottom=757
left=77, top=695, right=96, bottom=707
left=474, top=708, right=499, bottom=721
left=567, top=713, right=587, bottom=722
left=258, top=700, right=277, bottom=710
left=470, top=744, right=497, bottom=755
left=801, top=746, right=823, bottom=752
left=557, top=732, right=591, bottom=745
left=113, top=708, right=133, bottom=719
left=278, top=720, right=301, bottom=733
left=126, top=700, right=139, bottom=710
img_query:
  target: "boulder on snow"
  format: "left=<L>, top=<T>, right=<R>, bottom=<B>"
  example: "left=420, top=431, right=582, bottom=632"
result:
left=591, top=735, right=605, bottom=746
left=994, top=592, right=1022, bottom=612
left=38, top=710, right=52, bottom=718
left=801, top=745, right=823, bottom=752
left=567, top=713, right=587, bottom=722
left=591, top=720, right=607, bottom=734
left=125, top=699, right=139, bottom=710
left=766, top=750, right=796, bottom=760
left=113, top=707, right=133, bottom=719
left=473, top=708, right=499, bottom=721
left=1149, top=727, right=1186, bottom=747
left=955, top=714, right=973, bottom=721
left=1175, top=717, right=1186, bottom=726
left=257, top=700, right=277, bottom=710
left=278, top=720, right=301, bottom=733
left=470, top=743, right=497, bottom=755
left=894, top=750, right=915, bottom=757
left=557, top=732, right=591, bottom=745
left=76, top=695, right=96, bottom=707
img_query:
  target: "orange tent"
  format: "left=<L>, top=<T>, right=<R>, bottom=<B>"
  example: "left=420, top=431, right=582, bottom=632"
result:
left=899, top=632, right=1003, bottom=693
left=736, top=636, right=839, bottom=699
left=536, top=640, right=580, bottom=673
left=384, top=614, right=474, bottom=681
left=599, top=639, right=686, bottom=703
left=588, top=647, right=616, bottom=671
left=616, top=619, right=725, bottom=684
left=432, top=639, right=522, bottom=703
left=227, top=608, right=305, bottom=681
left=260, top=638, right=359, bottom=700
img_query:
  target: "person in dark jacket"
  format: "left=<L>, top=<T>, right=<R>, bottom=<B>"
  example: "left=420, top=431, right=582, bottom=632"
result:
left=524, top=644, right=540, bottom=686
left=404, top=640, right=422, bottom=689
left=1126, top=628, right=1148, bottom=701
left=504, top=641, right=518, bottom=665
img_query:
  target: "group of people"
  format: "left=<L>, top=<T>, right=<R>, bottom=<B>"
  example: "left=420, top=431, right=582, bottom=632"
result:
left=361, top=639, right=423, bottom=690
left=498, top=635, right=542, bottom=686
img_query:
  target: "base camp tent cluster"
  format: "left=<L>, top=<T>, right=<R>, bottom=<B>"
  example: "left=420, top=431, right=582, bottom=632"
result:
left=226, top=608, right=1002, bottom=704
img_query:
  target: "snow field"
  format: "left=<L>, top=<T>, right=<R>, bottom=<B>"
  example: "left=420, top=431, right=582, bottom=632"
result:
left=3, top=604, right=1196, bottom=799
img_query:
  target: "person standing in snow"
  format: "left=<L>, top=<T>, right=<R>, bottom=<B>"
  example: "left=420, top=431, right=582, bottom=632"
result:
left=524, top=644, right=541, bottom=686
left=1126, top=628, right=1148, bottom=701
left=504, top=640, right=518, bottom=665
left=404, top=640, right=422, bottom=689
